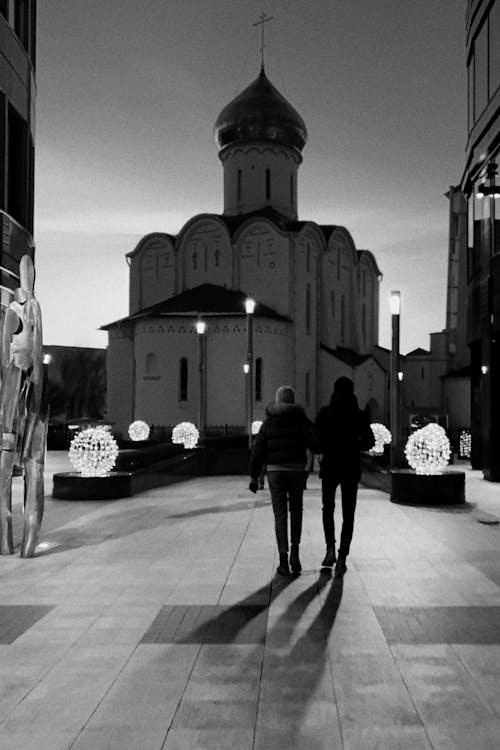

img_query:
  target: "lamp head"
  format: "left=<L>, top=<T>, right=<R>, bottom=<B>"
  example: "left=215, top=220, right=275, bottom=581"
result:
left=389, top=290, right=401, bottom=316
left=195, top=320, right=206, bottom=335
left=245, top=298, right=256, bottom=315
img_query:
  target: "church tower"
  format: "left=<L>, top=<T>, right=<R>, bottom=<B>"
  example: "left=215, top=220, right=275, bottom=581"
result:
left=214, top=69, right=307, bottom=220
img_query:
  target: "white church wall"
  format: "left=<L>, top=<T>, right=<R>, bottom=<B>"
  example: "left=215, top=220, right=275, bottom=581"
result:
left=353, top=358, right=387, bottom=417
left=133, top=318, right=197, bottom=427
left=294, top=231, right=322, bottom=417
left=236, top=220, right=290, bottom=315
left=180, top=217, right=232, bottom=291
left=321, top=246, right=338, bottom=349
left=252, top=320, right=293, bottom=418
left=128, top=234, right=176, bottom=314
left=221, top=143, right=300, bottom=219
left=319, top=350, right=352, bottom=408
left=107, top=328, right=135, bottom=435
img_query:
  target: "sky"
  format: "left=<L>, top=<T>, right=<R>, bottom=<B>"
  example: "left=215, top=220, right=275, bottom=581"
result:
left=34, top=0, right=467, bottom=354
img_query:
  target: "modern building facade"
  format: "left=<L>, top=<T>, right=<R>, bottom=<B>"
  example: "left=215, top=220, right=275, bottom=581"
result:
left=0, top=0, right=36, bottom=314
left=103, top=69, right=385, bottom=437
left=462, top=0, right=500, bottom=477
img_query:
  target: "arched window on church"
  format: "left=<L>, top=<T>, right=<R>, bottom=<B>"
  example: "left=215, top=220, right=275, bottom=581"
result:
left=237, top=169, right=242, bottom=204
left=362, top=303, right=366, bottom=343
left=290, top=174, right=294, bottom=209
left=341, top=295, right=346, bottom=343
left=145, top=352, right=157, bottom=376
left=305, top=372, right=310, bottom=407
left=179, top=357, right=188, bottom=402
left=265, top=168, right=271, bottom=200
left=255, top=357, right=263, bottom=402
left=306, top=284, right=311, bottom=334
left=306, top=243, right=311, bottom=273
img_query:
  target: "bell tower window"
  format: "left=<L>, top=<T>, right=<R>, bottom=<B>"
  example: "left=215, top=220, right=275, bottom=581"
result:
left=237, top=169, right=242, bottom=204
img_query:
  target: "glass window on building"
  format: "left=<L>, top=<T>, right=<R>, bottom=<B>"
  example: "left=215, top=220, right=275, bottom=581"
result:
left=255, top=357, right=263, bottom=402
left=490, top=0, right=500, bottom=96
left=474, top=20, right=488, bottom=117
left=340, top=295, right=346, bottom=343
left=468, top=59, right=474, bottom=130
left=306, top=284, right=311, bottom=334
left=179, top=358, right=188, bottom=401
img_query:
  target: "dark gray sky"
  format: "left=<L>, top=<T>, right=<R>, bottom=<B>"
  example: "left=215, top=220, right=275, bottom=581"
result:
left=35, top=0, right=466, bottom=353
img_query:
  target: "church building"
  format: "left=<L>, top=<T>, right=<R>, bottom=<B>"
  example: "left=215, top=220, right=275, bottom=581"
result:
left=102, top=68, right=385, bottom=437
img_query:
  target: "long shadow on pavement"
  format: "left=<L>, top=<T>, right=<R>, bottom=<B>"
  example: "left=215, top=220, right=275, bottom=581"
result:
left=35, top=496, right=271, bottom=555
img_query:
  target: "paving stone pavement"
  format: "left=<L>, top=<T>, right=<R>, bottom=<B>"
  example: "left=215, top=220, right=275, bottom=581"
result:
left=1, top=454, right=500, bottom=749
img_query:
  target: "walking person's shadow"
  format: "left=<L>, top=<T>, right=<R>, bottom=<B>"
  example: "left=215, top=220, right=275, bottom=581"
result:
left=254, top=570, right=344, bottom=749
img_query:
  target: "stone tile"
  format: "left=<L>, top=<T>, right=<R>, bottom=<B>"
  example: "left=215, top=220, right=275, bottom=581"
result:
left=71, top=727, right=166, bottom=750
left=170, top=699, right=257, bottom=730
left=0, top=605, right=55, bottom=643
left=0, top=732, right=76, bottom=750
left=163, top=728, right=254, bottom=749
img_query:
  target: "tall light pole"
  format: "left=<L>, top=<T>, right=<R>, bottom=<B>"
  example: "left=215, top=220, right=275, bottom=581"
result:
left=195, top=318, right=206, bottom=439
left=245, top=297, right=256, bottom=449
left=389, top=291, right=401, bottom=468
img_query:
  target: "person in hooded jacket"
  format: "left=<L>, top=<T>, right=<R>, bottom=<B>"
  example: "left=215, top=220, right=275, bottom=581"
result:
left=249, top=385, right=321, bottom=576
left=314, top=376, right=374, bottom=577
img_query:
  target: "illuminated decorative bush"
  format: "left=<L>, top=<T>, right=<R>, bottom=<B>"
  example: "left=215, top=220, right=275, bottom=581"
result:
left=251, top=420, right=263, bottom=436
left=405, top=423, right=451, bottom=475
left=369, top=423, right=392, bottom=455
left=128, top=420, right=150, bottom=442
left=69, top=427, right=119, bottom=477
left=172, top=422, right=199, bottom=449
left=459, top=429, right=472, bottom=459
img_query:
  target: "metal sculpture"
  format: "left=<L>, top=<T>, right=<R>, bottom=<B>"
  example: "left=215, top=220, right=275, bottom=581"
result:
left=0, top=255, right=48, bottom=556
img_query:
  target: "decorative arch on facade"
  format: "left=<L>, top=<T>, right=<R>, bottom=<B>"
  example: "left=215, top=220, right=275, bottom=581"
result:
left=177, top=214, right=232, bottom=291
left=127, top=233, right=176, bottom=313
left=234, top=217, right=291, bottom=316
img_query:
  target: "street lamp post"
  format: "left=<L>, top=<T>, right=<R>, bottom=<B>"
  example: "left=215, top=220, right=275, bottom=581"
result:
left=245, top=297, right=255, bottom=449
left=195, top=318, right=206, bottom=439
left=389, top=291, right=401, bottom=468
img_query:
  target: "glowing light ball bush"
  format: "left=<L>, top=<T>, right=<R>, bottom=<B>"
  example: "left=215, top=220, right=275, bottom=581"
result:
left=369, top=423, right=392, bottom=455
left=251, top=420, right=263, bottom=435
left=459, top=429, right=472, bottom=459
left=128, top=420, right=150, bottom=442
left=69, top=427, right=119, bottom=477
left=172, top=422, right=199, bottom=449
left=404, top=424, right=451, bottom=475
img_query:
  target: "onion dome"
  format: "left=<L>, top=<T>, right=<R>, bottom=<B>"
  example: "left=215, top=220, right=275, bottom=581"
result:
left=214, top=69, right=308, bottom=153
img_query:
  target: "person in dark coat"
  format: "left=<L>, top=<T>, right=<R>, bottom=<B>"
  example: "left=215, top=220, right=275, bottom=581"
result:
left=314, top=376, right=374, bottom=577
left=249, top=385, right=321, bottom=576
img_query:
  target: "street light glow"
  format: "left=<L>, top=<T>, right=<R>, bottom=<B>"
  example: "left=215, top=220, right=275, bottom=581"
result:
left=195, top=320, right=206, bottom=335
left=245, top=298, right=256, bottom=315
left=389, top=290, right=401, bottom=316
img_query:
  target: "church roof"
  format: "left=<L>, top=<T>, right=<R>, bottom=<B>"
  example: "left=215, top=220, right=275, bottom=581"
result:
left=320, top=344, right=372, bottom=367
left=101, top=283, right=289, bottom=330
left=214, top=69, right=308, bottom=153
left=406, top=347, right=430, bottom=356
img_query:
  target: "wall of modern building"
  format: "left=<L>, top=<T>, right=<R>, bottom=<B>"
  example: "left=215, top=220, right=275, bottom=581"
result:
left=0, top=0, right=36, bottom=314
left=462, top=0, right=500, bottom=476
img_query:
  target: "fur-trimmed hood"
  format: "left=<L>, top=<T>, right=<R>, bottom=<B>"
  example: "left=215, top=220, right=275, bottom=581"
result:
left=265, top=402, right=306, bottom=419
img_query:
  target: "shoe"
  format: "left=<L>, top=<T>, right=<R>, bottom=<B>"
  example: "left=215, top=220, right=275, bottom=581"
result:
left=277, top=553, right=290, bottom=576
left=321, top=545, right=336, bottom=567
left=289, top=544, right=302, bottom=573
left=334, top=557, right=347, bottom=577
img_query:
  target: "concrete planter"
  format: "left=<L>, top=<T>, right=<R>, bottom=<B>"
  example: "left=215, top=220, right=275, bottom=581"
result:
left=390, top=469, right=465, bottom=505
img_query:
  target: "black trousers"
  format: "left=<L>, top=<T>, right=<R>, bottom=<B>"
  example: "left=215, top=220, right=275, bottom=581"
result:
left=267, top=471, right=305, bottom=553
left=321, top=476, right=358, bottom=558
